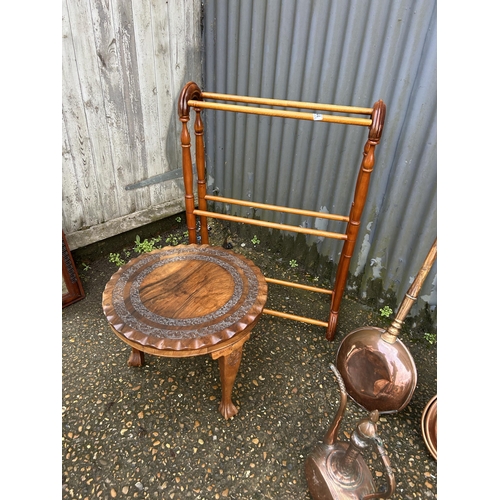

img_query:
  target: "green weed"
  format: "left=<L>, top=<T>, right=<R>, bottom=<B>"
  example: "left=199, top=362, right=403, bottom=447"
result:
left=134, top=235, right=162, bottom=254
left=379, top=305, right=393, bottom=318
left=165, top=234, right=180, bottom=246
left=423, top=332, right=437, bottom=345
left=109, top=253, right=126, bottom=267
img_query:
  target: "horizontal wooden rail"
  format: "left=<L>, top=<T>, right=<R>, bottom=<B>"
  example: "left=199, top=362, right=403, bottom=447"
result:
left=187, top=100, right=372, bottom=127
left=262, top=308, right=329, bottom=328
left=201, top=92, right=373, bottom=115
left=193, top=209, right=348, bottom=240
left=205, top=195, right=349, bottom=222
left=265, top=277, right=333, bottom=295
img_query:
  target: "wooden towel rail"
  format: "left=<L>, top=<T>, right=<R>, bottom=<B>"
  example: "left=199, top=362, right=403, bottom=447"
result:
left=178, top=82, right=386, bottom=341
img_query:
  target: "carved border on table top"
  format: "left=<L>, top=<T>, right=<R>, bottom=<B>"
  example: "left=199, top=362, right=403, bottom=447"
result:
left=106, top=246, right=265, bottom=341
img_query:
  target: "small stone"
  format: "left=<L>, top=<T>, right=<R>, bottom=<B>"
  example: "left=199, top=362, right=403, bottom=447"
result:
left=110, top=488, right=117, bottom=498
left=135, top=482, right=143, bottom=491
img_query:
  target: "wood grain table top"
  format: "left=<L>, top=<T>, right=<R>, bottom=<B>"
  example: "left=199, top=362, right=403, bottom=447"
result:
left=102, top=245, right=268, bottom=351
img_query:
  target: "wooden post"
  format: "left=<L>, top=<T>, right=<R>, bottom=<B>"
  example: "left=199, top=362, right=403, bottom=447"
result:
left=178, top=82, right=204, bottom=244
left=194, top=108, right=209, bottom=243
left=326, top=100, right=386, bottom=341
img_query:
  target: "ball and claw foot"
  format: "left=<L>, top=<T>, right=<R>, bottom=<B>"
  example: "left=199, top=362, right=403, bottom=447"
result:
left=218, top=401, right=239, bottom=420
left=128, top=348, right=145, bottom=367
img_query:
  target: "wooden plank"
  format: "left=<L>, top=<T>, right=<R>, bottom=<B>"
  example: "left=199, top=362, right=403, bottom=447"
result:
left=62, top=0, right=102, bottom=229
left=110, top=0, right=151, bottom=211
left=64, top=0, right=121, bottom=224
left=150, top=0, right=175, bottom=182
left=62, top=116, right=84, bottom=233
left=150, top=0, right=201, bottom=205
left=152, top=2, right=187, bottom=176
left=130, top=0, right=165, bottom=203
left=88, top=0, right=135, bottom=215
left=65, top=197, right=186, bottom=250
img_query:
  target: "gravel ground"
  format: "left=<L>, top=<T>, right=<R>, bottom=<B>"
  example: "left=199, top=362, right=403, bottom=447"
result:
left=63, top=217, right=437, bottom=499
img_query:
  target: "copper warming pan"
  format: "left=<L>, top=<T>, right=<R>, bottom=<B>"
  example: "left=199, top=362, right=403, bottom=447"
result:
left=336, top=239, right=437, bottom=414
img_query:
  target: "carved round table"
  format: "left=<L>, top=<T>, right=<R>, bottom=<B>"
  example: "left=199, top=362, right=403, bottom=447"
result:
left=102, top=244, right=268, bottom=419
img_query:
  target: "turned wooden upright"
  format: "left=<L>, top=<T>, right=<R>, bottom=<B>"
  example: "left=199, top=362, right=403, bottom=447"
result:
left=178, top=81, right=386, bottom=341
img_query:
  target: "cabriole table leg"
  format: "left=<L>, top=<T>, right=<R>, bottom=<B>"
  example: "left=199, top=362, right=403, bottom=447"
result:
left=214, top=346, right=243, bottom=419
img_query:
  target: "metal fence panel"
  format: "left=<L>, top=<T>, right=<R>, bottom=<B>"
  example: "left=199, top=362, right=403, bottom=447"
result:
left=202, top=0, right=437, bottom=316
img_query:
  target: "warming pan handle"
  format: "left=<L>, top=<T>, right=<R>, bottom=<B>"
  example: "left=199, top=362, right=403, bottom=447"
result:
left=381, top=239, right=437, bottom=344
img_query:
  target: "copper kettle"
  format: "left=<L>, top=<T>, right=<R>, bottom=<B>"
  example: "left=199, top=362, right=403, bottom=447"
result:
left=305, top=364, right=395, bottom=499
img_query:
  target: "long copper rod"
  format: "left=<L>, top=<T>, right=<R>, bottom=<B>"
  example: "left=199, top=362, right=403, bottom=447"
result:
left=381, top=239, right=437, bottom=344
left=187, top=100, right=372, bottom=127
left=262, top=308, right=329, bottom=328
left=201, top=92, right=373, bottom=115
left=205, top=194, right=350, bottom=222
left=265, top=277, right=333, bottom=295
left=193, top=209, right=348, bottom=240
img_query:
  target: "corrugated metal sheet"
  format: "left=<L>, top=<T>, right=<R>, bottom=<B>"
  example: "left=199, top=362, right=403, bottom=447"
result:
left=201, top=0, right=437, bottom=316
